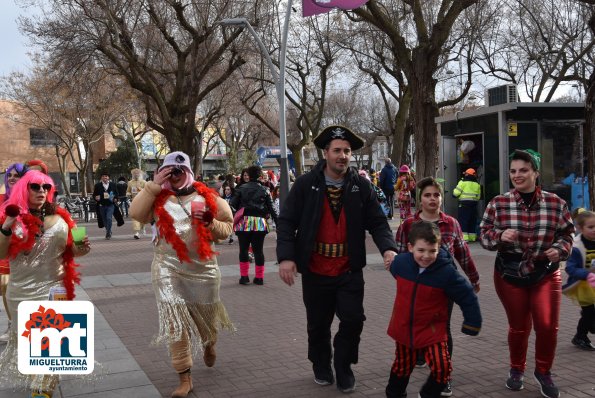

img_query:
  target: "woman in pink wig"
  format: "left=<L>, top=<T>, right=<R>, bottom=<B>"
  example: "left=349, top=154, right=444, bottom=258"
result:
left=0, top=170, right=91, bottom=397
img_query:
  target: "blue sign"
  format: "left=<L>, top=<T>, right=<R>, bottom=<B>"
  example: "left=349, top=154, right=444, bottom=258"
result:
left=256, top=147, right=295, bottom=170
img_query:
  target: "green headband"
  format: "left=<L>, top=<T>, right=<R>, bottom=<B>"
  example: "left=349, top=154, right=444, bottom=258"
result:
left=509, top=149, right=541, bottom=170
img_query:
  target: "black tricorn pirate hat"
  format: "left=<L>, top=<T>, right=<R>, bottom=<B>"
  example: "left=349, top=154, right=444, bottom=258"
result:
left=312, top=125, right=365, bottom=151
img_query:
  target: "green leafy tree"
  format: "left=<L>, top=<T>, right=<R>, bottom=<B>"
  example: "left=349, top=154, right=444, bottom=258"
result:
left=95, top=137, right=140, bottom=180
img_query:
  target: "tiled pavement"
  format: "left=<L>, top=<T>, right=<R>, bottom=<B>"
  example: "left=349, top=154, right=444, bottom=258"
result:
left=0, top=220, right=594, bottom=397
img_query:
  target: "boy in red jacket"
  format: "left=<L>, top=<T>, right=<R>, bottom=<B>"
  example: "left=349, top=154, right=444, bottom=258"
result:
left=385, top=221, right=482, bottom=398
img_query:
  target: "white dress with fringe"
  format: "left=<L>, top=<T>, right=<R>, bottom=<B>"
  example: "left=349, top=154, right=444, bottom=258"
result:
left=0, top=219, right=68, bottom=392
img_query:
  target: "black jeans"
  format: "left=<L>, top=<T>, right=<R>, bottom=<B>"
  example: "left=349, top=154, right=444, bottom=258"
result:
left=577, top=304, right=595, bottom=337
left=457, top=201, right=478, bottom=235
left=301, top=271, right=366, bottom=371
left=237, top=231, right=266, bottom=265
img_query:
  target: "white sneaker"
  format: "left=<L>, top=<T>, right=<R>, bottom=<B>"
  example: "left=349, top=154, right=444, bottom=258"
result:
left=133, top=232, right=140, bottom=240
left=0, top=321, right=11, bottom=342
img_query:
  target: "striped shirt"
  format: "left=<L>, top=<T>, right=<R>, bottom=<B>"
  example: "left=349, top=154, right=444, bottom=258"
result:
left=395, top=211, right=479, bottom=284
left=480, top=188, right=574, bottom=274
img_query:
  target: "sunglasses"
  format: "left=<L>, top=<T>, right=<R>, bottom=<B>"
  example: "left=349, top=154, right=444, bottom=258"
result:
left=171, top=167, right=185, bottom=177
left=29, top=183, right=52, bottom=192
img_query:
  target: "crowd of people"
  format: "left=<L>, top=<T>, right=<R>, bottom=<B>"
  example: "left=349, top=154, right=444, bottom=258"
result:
left=0, top=134, right=594, bottom=398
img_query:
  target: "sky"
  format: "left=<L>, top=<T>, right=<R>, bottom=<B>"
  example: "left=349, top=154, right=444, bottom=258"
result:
left=0, top=1, right=33, bottom=76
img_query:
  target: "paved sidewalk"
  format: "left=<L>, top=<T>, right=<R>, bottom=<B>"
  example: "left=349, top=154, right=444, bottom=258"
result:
left=1, top=228, right=594, bottom=397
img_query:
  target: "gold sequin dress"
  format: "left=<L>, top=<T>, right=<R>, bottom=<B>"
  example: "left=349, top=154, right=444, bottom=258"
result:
left=0, top=218, right=68, bottom=392
left=152, top=198, right=234, bottom=355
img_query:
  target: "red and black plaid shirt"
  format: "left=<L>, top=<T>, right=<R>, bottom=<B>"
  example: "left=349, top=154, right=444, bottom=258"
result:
left=480, top=188, right=574, bottom=274
left=395, top=211, right=479, bottom=284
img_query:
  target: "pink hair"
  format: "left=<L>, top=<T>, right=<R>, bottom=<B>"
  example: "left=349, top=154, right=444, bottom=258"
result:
left=159, top=166, right=195, bottom=191
left=0, top=170, right=56, bottom=217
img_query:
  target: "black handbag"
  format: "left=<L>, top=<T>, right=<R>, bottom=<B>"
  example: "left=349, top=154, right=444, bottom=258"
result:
left=495, top=254, right=558, bottom=287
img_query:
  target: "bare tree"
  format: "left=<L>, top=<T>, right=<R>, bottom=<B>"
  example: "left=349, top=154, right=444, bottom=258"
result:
left=227, top=9, right=346, bottom=176
left=1, top=62, right=129, bottom=194
left=21, top=0, right=273, bottom=172
left=336, top=22, right=412, bottom=166
left=475, top=0, right=595, bottom=102
left=350, top=0, right=480, bottom=178
left=575, top=0, right=595, bottom=209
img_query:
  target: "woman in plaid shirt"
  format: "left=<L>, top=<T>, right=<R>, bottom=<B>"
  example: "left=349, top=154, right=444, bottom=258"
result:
left=480, top=149, right=574, bottom=398
left=394, top=176, right=479, bottom=397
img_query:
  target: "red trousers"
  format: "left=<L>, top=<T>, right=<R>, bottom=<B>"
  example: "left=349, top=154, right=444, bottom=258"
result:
left=390, top=340, right=451, bottom=384
left=493, top=269, right=561, bottom=374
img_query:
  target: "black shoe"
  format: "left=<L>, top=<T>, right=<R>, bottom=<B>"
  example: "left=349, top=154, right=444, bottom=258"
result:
left=336, top=365, right=356, bottom=393
left=419, top=377, right=445, bottom=398
left=572, top=335, right=595, bottom=351
left=105, top=233, right=111, bottom=240
left=440, top=381, right=452, bottom=397
left=313, top=364, right=334, bottom=386
left=239, top=276, right=250, bottom=285
left=253, top=278, right=264, bottom=285
left=505, top=368, right=524, bottom=391
left=533, top=371, right=559, bottom=398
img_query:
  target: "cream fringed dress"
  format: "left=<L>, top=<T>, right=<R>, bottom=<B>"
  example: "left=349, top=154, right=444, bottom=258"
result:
left=130, top=183, right=235, bottom=358
left=0, top=219, right=69, bottom=392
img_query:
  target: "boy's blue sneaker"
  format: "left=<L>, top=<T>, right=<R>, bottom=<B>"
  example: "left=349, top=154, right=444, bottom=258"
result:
left=533, top=371, right=559, bottom=398
left=505, top=368, right=524, bottom=391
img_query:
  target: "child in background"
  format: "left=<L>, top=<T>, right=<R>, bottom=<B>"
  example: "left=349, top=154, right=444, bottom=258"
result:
left=562, top=210, right=595, bottom=351
left=385, top=221, right=482, bottom=398
left=395, top=165, right=415, bottom=221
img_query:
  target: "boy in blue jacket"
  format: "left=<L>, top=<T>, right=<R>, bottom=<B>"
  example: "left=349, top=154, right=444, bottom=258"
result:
left=385, top=221, right=482, bottom=398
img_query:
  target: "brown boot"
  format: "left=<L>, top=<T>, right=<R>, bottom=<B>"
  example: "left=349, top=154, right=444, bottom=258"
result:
left=171, top=369, right=193, bottom=398
left=203, top=342, right=216, bottom=367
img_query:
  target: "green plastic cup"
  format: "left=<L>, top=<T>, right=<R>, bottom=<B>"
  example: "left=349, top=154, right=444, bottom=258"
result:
left=71, top=227, right=86, bottom=245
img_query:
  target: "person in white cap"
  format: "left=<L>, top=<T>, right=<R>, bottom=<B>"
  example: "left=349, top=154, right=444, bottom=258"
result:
left=129, top=151, right=234, bottom=398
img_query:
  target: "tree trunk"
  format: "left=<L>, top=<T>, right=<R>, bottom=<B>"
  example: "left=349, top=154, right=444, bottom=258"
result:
left=291, top=147, right=303, bottom=177
left=401, top=122, right=413, bottom=167
left=85, top=142, right=94, bottom=195
left=586, top=15, right=595, bottom=211
left=410, top=73, right=439, bottom=179
left=391, top=89, right=412, bottom=167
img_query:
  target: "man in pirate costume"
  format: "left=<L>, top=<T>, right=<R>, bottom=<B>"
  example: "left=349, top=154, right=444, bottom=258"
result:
left=277, top=125, right=398, bottom=393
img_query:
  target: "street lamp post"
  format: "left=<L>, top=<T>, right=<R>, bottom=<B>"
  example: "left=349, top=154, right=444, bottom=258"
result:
left=218, top=2, right=293, bottom=206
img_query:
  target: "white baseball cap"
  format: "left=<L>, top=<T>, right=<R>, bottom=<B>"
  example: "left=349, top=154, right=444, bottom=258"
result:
left=159, top=151, right=192, bottom=172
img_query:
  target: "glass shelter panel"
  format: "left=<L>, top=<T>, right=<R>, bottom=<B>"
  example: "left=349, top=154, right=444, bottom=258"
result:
left=540, top=122, right=586, bottom=211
